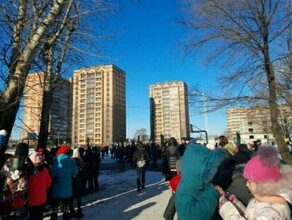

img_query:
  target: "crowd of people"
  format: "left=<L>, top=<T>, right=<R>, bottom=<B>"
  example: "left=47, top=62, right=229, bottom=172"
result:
left=1, top=130, right=292, bottom=220
left=0, top=137, right=102, bottom=220
left=162, top=135, right=292, bottom=220
left=0, top=136, right=164, bottom=219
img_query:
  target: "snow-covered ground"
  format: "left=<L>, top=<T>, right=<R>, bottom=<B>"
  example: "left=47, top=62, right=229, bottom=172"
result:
left=45, top=156, right=174, bottom=220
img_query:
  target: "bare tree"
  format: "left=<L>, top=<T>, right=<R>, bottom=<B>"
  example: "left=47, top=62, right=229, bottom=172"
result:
left=134, top=128, right=149, bottom=142
left=0, top=0, right=118, bottom=151
left=37, top=0, right=76, bottom=148
left=0, top=0, right=74, bottom=154
left=36, top=0, right=117, bottom=148
left=180, top=0, right=292, bottom=163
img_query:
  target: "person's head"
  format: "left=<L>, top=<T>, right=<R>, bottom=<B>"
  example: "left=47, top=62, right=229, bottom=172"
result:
left=219, top=135, right=228, bottom=147
left=184, top=143, right=227, bottom=189
left=137, top=141, right=144, bottom=149
left=238, top=143, right=248, bottom=151
left=252, top=139, right=261, bottom=152
left=168, top=137, right=178, bottom=146
left=181, top=137, right=186, bottom=144
left=243, top=146, right=281, bottom=197
left=15, top=142, right=29, bottom=157
left=29, top=152, right=43, bottom=167
left=56, top=145, right=71, bottom=156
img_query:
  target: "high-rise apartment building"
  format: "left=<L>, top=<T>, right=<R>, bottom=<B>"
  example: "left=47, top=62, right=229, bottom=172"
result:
left=227, top=105, right=292, bottom=144
left=150, top=81, right=190, bottom=143
left=22, top=73, right=71, bottom=146
left=71, top=65, right=126, bottom=146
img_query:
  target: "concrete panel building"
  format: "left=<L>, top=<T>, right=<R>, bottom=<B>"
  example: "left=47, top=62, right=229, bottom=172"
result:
left=150, top=81, right=190, bottom=143
left=227, top=105, right=292, bottom=144
left=22, top=73, right=71, bottom=146
left=71, top=65, right=126, bottom=146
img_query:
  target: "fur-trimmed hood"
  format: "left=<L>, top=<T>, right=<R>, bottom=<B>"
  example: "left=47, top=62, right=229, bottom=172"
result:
left=255, top=164, right=292, bottom=202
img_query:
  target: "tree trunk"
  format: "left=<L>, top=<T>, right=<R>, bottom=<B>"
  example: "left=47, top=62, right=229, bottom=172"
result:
left=37, top=90, right=53, bottom=149
left=263, top=47, right=292, bottom=163
left=0, top=0, right=67, bottom=153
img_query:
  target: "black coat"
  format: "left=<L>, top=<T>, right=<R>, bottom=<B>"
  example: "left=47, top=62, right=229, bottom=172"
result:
left=133, top=147, right=149, bottom=170
left=166, top=145, right=180, bottom=169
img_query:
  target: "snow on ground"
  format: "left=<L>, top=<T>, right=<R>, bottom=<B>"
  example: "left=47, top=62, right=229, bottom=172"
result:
left=45, top=156, right=175, bottom=220
left=81, top=169, right=172, bottom=220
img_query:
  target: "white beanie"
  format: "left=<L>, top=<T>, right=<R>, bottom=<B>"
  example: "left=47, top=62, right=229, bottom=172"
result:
left=0, top=130, right=7, bottom=136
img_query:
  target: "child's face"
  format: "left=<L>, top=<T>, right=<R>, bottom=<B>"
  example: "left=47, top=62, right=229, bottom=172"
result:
left=246, top=179, right=257, bottom=195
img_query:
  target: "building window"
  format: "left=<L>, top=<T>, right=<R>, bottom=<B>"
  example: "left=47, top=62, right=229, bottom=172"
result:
left=249, top=135, right=254, bottom=139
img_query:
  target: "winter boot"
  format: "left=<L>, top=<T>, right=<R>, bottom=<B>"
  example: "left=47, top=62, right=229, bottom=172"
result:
left=136, top=178, right=141, bottom=192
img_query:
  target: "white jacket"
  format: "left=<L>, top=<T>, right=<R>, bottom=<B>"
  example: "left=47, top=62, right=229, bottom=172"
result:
left=219, top=198, right=291, bottom=220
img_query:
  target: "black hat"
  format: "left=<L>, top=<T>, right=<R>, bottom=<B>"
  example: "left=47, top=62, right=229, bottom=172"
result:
left=15, top=142, right=29, bottom=157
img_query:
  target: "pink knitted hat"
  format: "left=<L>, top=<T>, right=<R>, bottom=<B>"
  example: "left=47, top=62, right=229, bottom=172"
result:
left=243, top=146, right=281, bottom=183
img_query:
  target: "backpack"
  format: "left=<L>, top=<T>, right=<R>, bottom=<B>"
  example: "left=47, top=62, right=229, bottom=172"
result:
left=0, top=154, right=30, bottom=217
left=137, top=152, right=146, bottom=168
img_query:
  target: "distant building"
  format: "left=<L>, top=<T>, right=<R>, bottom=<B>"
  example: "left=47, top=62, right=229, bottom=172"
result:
left=150, top=81, right=190, bottom=143
left=71, top=65, right=126, bottom=146
left=227, top=105, right=292, bottom=144
left=22, top=73, right=71, bottom=146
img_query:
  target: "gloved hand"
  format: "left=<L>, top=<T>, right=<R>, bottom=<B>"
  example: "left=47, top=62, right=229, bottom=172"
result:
left=219, top=195, right=228, bottom=209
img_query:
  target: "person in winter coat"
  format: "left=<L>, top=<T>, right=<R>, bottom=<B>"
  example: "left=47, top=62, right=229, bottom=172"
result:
left=212, top=144, right=253, bottom=206
left=163, top=159, right=182, bottom=220
left=28, top=151, right=52, bottom=220
left=69, top=147, right=84, bottom=219
left=133, top=142, right=149, bottom=192
left=218, top=146, right=292, bottom=220
left=211, top=144, right=253, bottom=220
left=165, top=137, right=180, bottom=180
left=0, top=142, right=33, bottom=219
left=174, top=143, right=227, bottom=220
left=50, top=145, right=78, bottom=220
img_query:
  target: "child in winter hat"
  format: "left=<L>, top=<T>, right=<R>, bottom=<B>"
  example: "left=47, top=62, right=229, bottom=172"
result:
left=218, top=146, right=292, bottom=219
left=27, top=152, right=52, bottom=219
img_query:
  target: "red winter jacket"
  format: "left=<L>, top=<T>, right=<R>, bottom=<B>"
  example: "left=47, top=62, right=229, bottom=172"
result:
left=28, top=166, right=52, bottom=207
left=170, top=173, right=181, bottom=192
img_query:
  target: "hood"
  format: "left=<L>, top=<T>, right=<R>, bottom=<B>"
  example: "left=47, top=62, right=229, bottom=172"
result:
left=179, top=144, right=227, bottom=190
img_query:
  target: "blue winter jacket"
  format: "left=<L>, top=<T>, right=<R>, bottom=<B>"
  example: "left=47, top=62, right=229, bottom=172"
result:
left=175, top=144, right=226, bottom=220
left=51, top=154, right=78, bottom=198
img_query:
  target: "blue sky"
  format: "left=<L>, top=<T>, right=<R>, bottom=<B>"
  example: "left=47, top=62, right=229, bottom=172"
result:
left=98, top=0, right=227, bottom=138
left=12, top=0, right=227, bottom=140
